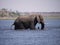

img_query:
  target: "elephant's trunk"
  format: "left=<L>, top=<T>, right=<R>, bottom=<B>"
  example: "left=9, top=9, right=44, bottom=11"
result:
left=40, top=22, right=44, bottom=30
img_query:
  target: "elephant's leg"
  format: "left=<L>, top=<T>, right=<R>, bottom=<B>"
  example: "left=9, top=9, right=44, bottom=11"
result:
left=14, top=23, right=25, bottom=30
left=19, top=23, right=25, bottom=29
left=14, top=25, right=20, bottom=30
left=14, top=26, right=17, bottom=30
left=40, top=22, right=44, bottom=30
left=22, top=22, right=30, bottom=29
left=30, top=22, right=35, bottom=30
left=14, top=22, right=20, bottom=30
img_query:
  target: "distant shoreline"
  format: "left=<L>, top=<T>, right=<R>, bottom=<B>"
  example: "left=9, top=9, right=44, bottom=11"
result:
left=0, top=8, right=60, bottom=20
left=44, top=16, right=60, bottom=19
left=0, top=16, right=60, bottom=20
left=0, top=17, right=17, bottom=20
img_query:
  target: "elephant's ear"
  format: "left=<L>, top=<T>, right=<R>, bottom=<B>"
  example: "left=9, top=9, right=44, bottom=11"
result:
left=37, top=15, right=40, bottom=23
left=34, top=16, right=38, bottom=25
left=39, top=15, right=44, bottom=23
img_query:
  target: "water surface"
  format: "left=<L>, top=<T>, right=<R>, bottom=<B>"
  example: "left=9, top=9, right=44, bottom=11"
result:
left=0, top=19, right=60, bottom=45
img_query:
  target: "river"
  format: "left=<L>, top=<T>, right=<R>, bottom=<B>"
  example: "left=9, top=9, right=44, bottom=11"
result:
left=0, top=19, right=60, bottom=45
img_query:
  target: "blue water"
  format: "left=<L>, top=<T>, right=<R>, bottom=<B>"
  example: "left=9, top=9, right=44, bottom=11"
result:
left=0, top=19, right=60, bottom=45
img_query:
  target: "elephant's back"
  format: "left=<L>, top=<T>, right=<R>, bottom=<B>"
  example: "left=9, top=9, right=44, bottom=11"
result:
left=16, top=15, right=34, bottom=22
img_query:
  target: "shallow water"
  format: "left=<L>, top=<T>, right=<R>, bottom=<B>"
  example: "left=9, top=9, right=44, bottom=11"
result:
left=0, top=19, right=60, bottom=45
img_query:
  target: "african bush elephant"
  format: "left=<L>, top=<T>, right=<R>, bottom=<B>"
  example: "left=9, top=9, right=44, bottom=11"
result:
left=13, top=14, right=44, bottom=30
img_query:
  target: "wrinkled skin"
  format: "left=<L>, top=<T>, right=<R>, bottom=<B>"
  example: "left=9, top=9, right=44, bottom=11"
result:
left=13, top=15, right=44, bottom=30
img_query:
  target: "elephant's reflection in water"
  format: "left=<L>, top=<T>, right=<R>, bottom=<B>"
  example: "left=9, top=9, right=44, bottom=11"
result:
left=13, top=15, right=45, bottom=30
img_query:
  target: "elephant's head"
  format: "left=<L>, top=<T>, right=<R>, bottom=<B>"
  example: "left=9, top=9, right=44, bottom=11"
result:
left=34, top=15, right=45, bottom=30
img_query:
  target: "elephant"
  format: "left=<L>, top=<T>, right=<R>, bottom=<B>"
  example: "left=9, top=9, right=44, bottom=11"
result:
left=13, top=14, right=44, bottom=30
